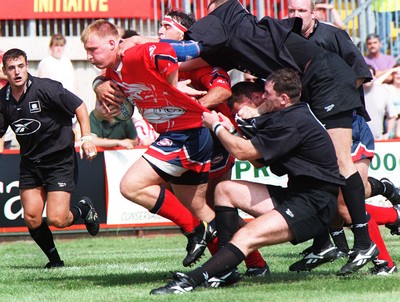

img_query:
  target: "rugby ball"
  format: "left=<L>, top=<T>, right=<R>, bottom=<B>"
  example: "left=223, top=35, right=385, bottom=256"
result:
left=114, top=99, right=134, bottom=122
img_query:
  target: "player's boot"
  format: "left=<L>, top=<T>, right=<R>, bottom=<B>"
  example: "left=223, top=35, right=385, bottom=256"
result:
left=385, top=204, right=400, bottom=235
left=150, top=272, right=199, bottom=295
left=289, top=245, right=340, bottom=272
left=182, top=221, right=217, bottom=267
left=79, top=197, right=100, bottom=236
left=337, top=242, right=379, bottom=276
left=370, top=259, right=398, bottom=275
left=381, top=178, right=400, bottom=205
left=244, top=263, right=271, bottom=277
left=44, top=260, right=65, bottom=269
left=205, top=267, right=241, bottom=288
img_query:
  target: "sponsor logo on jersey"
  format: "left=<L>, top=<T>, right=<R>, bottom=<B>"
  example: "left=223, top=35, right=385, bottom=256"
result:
left=156, top=138, right=173, bottom=147
left=211, top=154, right=224, bottom=165
left=285, top=208, right=294, bottom=218
left=324, top=104, right=335, bottom=112
left=12, top=119, right=41, bottom=136
left=29, top=100, right=41, bottom=113
left=143, top=106, right=185, bottom=123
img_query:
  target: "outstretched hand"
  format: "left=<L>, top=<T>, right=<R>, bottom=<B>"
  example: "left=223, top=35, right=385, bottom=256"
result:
left=177, top=79, right=207, bottom=99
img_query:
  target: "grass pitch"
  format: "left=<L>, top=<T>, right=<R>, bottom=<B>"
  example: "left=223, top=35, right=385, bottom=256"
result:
left=0, top=228, right=399, bottom=302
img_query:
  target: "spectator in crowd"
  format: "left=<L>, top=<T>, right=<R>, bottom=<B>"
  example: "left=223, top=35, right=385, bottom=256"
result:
left=150, top=68, right=344, bottom=294
left=38, top=34, right=75, bottom=93
left=364, top=65, right=397, bottom=139
left=364, top=33, right=397, bottom=77
left=372, top=0, right=400, bottom=56
left=89, top=108, right=138, bottom=149
left=0, top=48, right=99, bottom=268
left=373, top=64, right=400, bottom=137
left=314, top=0, right=345, bottom=29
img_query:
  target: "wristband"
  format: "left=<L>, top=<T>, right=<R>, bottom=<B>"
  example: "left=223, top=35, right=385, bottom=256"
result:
left=81, top=135, right=93, bottom=143
left=212, top=121, right=223, bottom=136
left=212, top=121, right=222, bottom=132
left=228, top=127, right=238, bottom=135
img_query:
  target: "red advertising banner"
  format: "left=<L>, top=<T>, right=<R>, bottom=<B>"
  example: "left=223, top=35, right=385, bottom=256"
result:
left=0, top=0, right=153, bottom=20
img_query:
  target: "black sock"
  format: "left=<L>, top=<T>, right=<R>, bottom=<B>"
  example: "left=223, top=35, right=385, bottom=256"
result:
left=70, top=206, right=81, bottom=224
left=187, top=243, right=245, bottom=284
left=215, top=206, right=240, bottom=249
left=73, top=199, right=90, bottom=219
left=329, top=227, right=349, bottom=253
left=311, top=229, right=332, bottom=251
left=208, top=218, right=216, bottom=231
left=341, top=172, right=370, bottom=249
left=368, top=177, right=388, bottom=197
left=28, top=220, right=61, bottom=263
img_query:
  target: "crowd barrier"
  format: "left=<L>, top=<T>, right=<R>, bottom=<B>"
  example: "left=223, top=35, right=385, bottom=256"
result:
left=1, top=140, right=399, bottom=235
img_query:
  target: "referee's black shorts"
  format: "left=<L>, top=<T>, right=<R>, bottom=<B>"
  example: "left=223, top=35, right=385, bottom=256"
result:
left=19, top=146, right=78, bottom=192
left=267, top=178, right=339, bottom=244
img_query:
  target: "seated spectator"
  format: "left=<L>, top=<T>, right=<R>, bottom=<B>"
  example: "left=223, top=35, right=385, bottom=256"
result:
left=374, top=64, right=400, bottom=137
left=364, top=66, right=397, bottom=139
left=364, top=33, right=397, bottom=77
left=89, top=109, right=138, bottom=149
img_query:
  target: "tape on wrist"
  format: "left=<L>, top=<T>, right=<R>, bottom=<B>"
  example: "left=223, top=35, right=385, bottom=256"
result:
left=228, top=127, right=238, bottom=135
left=81, top=135, right=93, bottom=144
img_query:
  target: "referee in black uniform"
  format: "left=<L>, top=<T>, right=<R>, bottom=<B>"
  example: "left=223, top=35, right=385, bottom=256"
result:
left=0, top=48, right=100, bottom=268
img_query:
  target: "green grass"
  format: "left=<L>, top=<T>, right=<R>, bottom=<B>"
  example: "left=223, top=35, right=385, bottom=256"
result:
left=0, top=228, right=399, bottom=302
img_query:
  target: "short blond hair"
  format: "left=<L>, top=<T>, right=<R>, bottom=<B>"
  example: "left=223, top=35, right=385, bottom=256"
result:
left=81, top=19, right=119, bottom=43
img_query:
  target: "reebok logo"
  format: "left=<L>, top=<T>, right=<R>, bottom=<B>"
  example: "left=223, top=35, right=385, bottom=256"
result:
left=285, top=208, right=294, bottom=218
left=12, top=119, right=41, bottom=136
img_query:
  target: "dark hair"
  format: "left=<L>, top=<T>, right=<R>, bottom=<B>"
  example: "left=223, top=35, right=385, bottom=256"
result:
left=2, top=48, right=27, bottom=67
left=366, top=33, right=381, bottom=42
left=228, top=80, right=264, bottom=109
left=266, top=68, right=302, bottom=102
left=49, top=33, right=66, bottom=47
left=165, top=9, right=196, bottom=28
left=122, top=29, right=139, bottom=39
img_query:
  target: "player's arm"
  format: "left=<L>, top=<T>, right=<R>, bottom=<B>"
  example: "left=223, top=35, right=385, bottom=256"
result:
left=197, top=68, right=232, bottom=109
left=75, top=103, right=97, bottom=160
left=93, top=76, right=125, bottom=110
left=154, top=44, right=180, bottom=87
left=91, top=136, right=137, bottom=149
left=161, top=39, right=202, bottom=62
left=202, top=110, right=261, bottom=161
left=120, top=36, right=160, bottom=55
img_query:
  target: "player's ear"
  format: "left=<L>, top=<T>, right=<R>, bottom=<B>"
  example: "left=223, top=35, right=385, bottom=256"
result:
left=109, top=39, right=118, bottom=49
left=281, top=93, right=290, bottom=105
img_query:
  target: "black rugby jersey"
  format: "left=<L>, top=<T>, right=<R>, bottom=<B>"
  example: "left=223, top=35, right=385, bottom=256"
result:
left=307, top=20, right=372, bottom=121
left=248, top=102, right=344, bottom=186
left=185, top=0, right=362, bottom=119
left=0, top=74, right=82, bottom=160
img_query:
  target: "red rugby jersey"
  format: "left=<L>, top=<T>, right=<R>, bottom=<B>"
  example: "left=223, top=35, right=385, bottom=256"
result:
left=105, top=42, right=209, bottom=133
